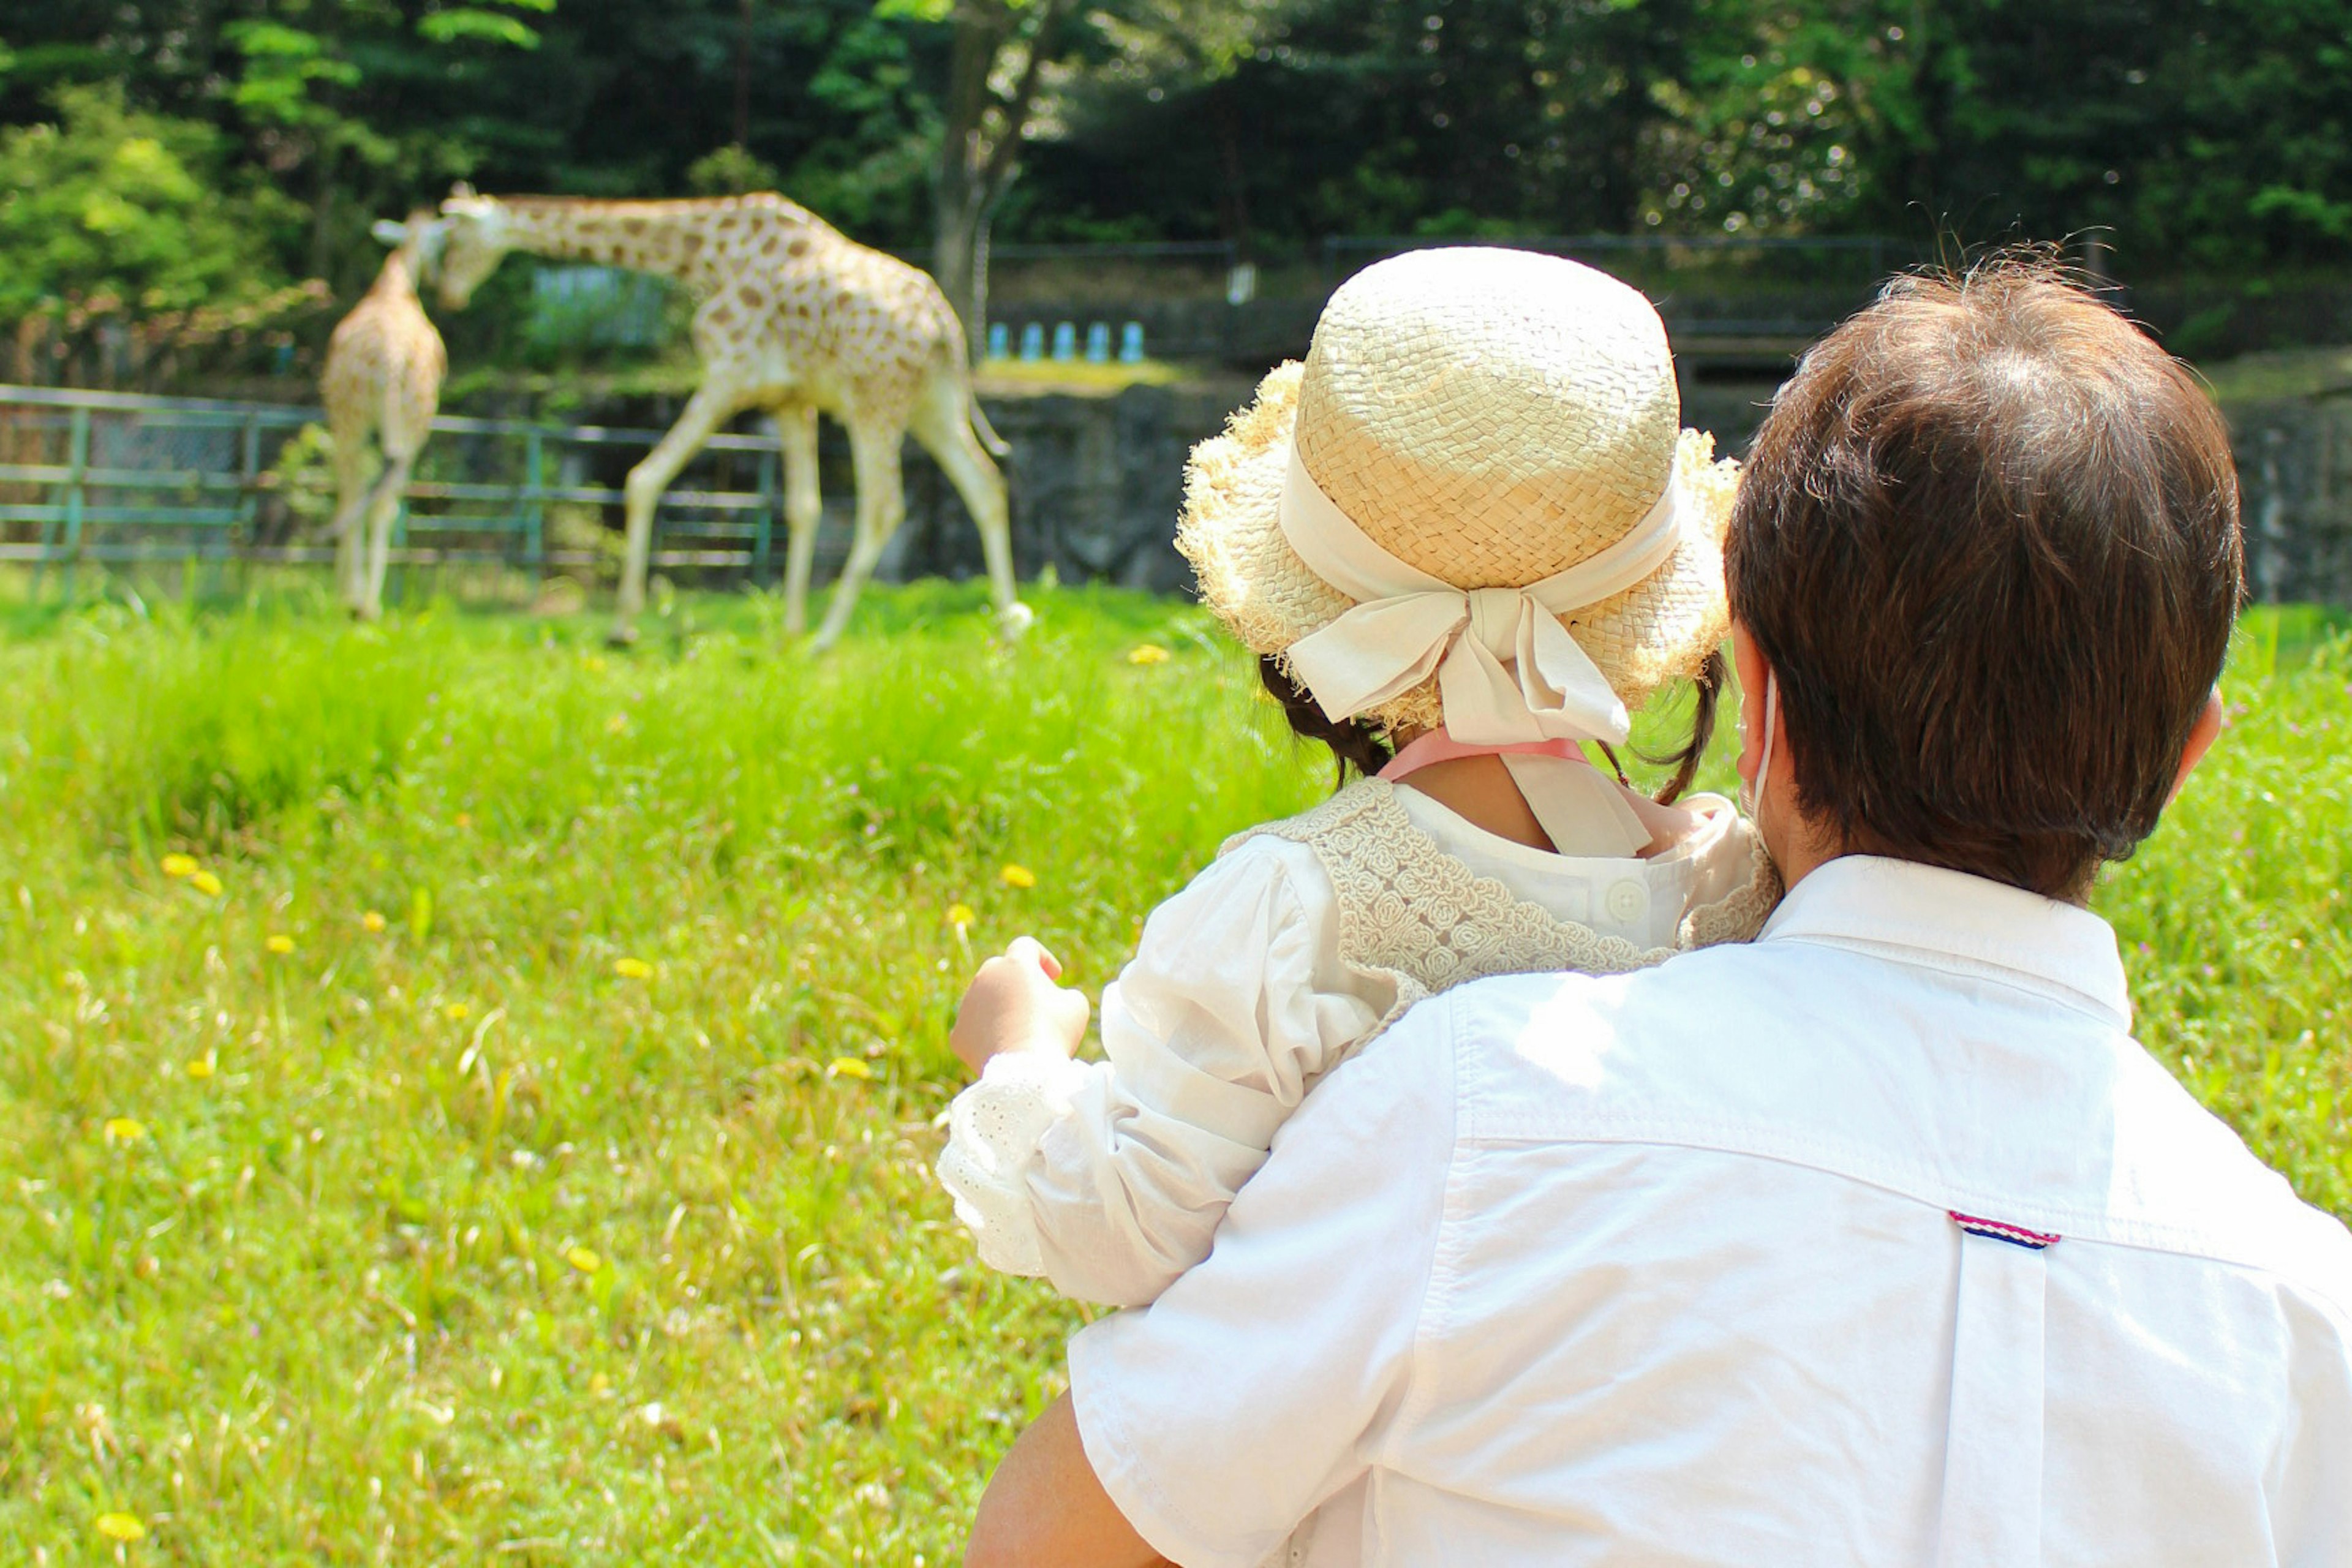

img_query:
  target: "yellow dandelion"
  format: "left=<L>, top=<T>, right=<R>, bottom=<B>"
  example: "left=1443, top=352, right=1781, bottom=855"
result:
left=186, top=1056, right=215, bottom=1080
left=1128, top=643, right=1172, bottom=665
left=160, top=853, right=198, bottom=878
left=606, top=712, right=630, bottom=735
left=265, top=934, right=295, bottom=955
left=999, top=864, right=1036, bottom=889
left=103, top=1117, right=146, bottom=1144
left=443, top=1002, right=471, bottom=1022
left=947, top=903, right=976, bottom=930
left=566, top=1246, right=602, bottom=1273
left=361, top=911, right=387, bottom=933
left=188, top=870, right=224, bottom=898
left=95, top=1512, right=146, bottom=1542
left=827, top=1057, right=873, bottom=1080
left=585, top=655, right=607, bottom=674
left=612, top=957, right=652, bottom=980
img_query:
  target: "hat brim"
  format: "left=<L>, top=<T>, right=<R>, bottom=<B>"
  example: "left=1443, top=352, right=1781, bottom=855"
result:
left=1177, top=361, right=1739, bottom=736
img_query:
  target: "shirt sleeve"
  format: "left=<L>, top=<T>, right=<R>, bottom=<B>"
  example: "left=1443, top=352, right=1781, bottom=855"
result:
left=1067, top=1000, right=1458, bottom=1568
left=1019, top=837, right=1392, bottom=1306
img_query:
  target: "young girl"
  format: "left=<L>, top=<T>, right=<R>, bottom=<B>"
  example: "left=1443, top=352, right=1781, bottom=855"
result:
left=938, top=247, right=1780, bottom=1308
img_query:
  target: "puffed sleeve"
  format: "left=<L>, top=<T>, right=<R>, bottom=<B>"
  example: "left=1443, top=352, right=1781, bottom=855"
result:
left=935, top=836, right=1394, bottom=1307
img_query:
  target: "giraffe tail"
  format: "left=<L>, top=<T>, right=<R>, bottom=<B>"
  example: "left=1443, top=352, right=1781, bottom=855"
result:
left=967, top=395, right=1011, bottom=459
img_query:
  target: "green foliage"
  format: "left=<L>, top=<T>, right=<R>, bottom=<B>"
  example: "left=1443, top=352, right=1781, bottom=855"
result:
left=0, top=584, right=2343, bottom=1558
left=2, top=0, right=2349, bottom=355
left=686, top=143, right=785, bottom=197
left=2100, top=611, right=2352, bottom=1216
left=0, top=580, right=1311, bottom=1559
left=0, top=85, right=301, bottom=320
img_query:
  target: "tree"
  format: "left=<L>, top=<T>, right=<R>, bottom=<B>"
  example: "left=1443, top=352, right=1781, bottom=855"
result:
left=0, top=84, right=300, bottom=321
left=878, top=0, right=1078, bottom=349
left=217, top=0, right=553, bottom=282
left=878, top=0, right=1275, bottom=350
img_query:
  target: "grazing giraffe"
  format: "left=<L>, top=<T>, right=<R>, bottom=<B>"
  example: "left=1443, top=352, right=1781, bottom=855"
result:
left=434, top=189, right=1027, bottom=649
left=321, top=211, right=448, bottom=620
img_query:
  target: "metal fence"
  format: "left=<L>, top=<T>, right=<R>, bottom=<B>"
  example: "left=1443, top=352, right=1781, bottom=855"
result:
left=0, top=382, right=804, bottom=591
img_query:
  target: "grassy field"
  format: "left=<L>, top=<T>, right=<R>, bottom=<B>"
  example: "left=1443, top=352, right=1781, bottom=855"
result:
left=1, top=578, right=2346, bottom=1564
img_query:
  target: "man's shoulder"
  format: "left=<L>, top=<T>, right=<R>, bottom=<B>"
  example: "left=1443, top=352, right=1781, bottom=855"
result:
left=1403, top=944, right=2352, bottom=1316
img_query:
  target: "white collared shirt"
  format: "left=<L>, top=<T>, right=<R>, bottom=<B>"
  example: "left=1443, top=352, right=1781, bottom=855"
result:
left=1069, top=856, right=2352, bottom=1567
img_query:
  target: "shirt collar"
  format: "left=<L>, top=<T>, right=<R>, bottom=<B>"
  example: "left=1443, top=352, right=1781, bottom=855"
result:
left=1759, top=855, right=2132, bottom=1028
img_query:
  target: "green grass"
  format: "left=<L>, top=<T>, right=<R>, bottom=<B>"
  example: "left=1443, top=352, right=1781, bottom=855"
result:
left=1, top=578, right=2346, bottom=1562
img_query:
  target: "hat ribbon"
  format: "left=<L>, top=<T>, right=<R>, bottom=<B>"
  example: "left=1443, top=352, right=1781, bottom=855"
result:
left=1276, top=440, right=1688, bottom=746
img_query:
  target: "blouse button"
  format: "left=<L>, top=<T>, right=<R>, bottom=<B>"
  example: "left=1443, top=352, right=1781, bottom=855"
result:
left=1605, top=879, right=1649, bottom=925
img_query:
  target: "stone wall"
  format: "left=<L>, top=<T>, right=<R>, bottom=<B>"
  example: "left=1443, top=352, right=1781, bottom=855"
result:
left=669, top=363, right=2352, bottom=612
left=883, top=377, right=1251, bottom=595
left=881, top=371, right=2352, bottom=609
left=2229, top=398, right=2352, bottom=607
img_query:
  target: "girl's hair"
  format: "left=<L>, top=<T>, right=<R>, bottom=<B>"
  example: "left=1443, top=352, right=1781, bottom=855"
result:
left=1261, top=649, right=1726, bottom=807
left=1259, top=657, right=1393, bottom=785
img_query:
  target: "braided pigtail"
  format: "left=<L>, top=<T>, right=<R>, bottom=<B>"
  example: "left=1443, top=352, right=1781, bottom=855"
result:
left=1259, top=656, right=1394, bottom=788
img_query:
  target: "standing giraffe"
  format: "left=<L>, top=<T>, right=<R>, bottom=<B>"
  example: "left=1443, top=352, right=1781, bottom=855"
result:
left=434, top=190, right=1028, bottom=649
left=321, top=211, right=448, bottom=620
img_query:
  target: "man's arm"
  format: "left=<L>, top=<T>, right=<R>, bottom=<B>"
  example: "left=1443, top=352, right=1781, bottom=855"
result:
left=966, top=1393, right=1171, bottom=1568
left=968, top=998, right=1460, bottom=1568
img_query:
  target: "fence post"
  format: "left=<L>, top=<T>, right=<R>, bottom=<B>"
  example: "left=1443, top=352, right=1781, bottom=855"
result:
left=753, top=445, right=777, bottom=585
left=235, top=411, right=260, bottom=600
left=236, top=411, right=260, bottom=545
left=524, top=425, right=546, bottom=578
left=61, top=403, right=89, bottom=603
left=390, top=493, right=409, bottom=607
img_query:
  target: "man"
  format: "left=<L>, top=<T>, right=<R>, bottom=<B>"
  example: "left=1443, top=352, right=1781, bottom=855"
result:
left=966, top=264, right=2352, bottom=1567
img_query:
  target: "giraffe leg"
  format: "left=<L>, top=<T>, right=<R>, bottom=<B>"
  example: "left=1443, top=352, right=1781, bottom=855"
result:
left=913, top=379, right=1028, bottom=641
left=809, top=423, right=907, bottom=654
left=775, top=404, right=823, bottom=638
left=357, top=446, right=417, bottom=622
left=328, top=421, right=372, bottom=614
left=616, top=380, right=745, bottom=645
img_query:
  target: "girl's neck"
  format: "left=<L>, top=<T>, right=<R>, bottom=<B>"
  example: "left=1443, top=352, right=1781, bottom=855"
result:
left=1384, top=731, right=1697, bottom=858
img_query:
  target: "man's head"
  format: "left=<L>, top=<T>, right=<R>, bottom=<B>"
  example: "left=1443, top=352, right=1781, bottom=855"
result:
left=1727, top=259, right=2242, bottom=900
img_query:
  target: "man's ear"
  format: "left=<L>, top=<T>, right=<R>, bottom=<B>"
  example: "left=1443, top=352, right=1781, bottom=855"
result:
left=2167, top=688, right=2225, bottom=806
left=1729, top=622, right=1773, bottom=797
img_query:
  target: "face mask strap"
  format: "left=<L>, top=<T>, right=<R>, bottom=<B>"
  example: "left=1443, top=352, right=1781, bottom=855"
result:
left=1742, top=669, right=1777, bottom=818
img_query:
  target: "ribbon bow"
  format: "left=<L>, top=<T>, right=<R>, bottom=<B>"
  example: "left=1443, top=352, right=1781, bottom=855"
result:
left=1276, top=442, right=1687, bottom=747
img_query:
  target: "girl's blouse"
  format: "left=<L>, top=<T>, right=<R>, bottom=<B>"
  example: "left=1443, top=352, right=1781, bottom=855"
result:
left=937, top=778, right=1774, bottom=1308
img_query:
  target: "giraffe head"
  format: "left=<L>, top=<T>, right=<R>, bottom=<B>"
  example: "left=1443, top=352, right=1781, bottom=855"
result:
left=370, top=209, right=448, bottom=285
left=435, top=186, right=512, bottom=309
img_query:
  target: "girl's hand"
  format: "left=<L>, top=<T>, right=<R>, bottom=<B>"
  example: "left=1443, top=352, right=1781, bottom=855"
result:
left=951, top=937, right=1091, bottom=1077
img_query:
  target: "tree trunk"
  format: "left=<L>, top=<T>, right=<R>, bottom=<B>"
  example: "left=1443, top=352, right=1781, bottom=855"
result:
left=1213, top=81, right=1251, bottom=258
left=735, top=0, right=756, bottom=149
left=309, top=143, right=337, bottom=289
left=927, top=0, right=1071, bottom=361
left=932, top=183, right=986, bottom=356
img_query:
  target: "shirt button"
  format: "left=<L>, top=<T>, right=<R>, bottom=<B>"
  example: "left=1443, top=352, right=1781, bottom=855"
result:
left=1605, top=879, right=1649, bottom=926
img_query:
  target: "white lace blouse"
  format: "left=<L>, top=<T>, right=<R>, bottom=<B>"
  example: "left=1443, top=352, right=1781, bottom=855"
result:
left=937, top=777, right=1777, bottom=1308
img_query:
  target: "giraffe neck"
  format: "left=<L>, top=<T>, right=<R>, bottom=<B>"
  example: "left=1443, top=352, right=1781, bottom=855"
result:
left=369, top=249, right=420, bottom=304
left=490, top=197, right=820, bottom=292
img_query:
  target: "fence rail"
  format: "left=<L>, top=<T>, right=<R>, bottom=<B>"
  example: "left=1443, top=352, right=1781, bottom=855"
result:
left=0, top=382, right=801, bottom=590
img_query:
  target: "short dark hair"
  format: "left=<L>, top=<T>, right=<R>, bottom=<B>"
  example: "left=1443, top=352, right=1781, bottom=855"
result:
left=1727, top=260, right=2243, bottom=899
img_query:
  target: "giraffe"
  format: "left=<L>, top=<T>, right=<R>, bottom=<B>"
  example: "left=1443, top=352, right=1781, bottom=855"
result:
left=434, top=189, right=1028, bottom=650
left=320, top=210, right=448, bottom=620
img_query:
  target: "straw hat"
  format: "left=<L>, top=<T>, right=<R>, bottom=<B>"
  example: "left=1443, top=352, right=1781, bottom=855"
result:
left=1179, top=246, right=1738, bottom=738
